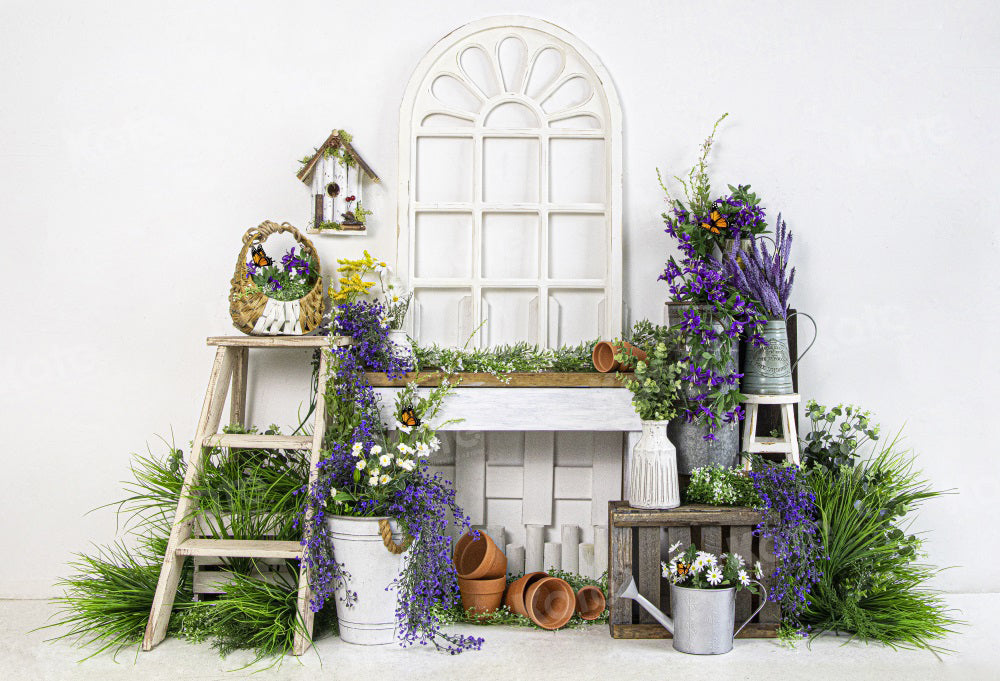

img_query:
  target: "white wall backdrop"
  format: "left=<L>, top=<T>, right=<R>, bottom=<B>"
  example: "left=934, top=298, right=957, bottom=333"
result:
left=1, top=0, right=997, bottom=597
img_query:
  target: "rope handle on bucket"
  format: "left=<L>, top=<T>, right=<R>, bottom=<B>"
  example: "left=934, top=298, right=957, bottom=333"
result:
left=378, top=518, right=413, bottom=555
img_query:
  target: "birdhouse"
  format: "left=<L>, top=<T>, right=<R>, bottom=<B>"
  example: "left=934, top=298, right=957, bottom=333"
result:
left=297, top=130, right=380, bottom=235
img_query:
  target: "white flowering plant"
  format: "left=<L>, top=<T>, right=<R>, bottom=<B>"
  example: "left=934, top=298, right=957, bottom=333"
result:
left=327, top=380, right=459, bottom=514
left=661, top=542, right=761, bottom=593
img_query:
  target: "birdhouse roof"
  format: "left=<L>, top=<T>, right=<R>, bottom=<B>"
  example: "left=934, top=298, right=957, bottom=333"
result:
left=296, top=131, right=380, bottom=185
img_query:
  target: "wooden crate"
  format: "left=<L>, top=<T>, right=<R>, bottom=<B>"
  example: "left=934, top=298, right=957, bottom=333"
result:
left=608, top=501, right=779, bottom=639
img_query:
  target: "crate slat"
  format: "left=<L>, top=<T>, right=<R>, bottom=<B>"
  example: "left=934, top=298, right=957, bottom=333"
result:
left=637, top=527, right=660, bottom=624
left=729, top=525, right=753, bottom=624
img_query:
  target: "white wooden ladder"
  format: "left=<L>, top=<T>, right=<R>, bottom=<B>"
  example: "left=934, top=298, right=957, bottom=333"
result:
left=142, top=335, right=333, bottom=656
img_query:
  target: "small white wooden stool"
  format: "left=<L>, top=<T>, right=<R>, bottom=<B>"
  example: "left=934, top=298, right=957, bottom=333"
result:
left=741, top=393, right=801, bottom=468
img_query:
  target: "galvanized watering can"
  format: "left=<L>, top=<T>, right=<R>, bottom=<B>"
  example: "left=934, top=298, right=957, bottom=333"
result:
left=618, top=577, right=768, bottom=654
left=742, top=312, right=817, bottom=395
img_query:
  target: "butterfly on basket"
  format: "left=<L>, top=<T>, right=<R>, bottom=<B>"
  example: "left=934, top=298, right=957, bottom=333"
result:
left=700, top=210, right=728, bottom=235
left=399, top=406, right=421, bottom=429
left=250, top=244, right=273, bottom=268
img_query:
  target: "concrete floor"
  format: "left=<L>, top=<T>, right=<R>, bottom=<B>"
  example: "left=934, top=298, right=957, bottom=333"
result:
left=0, top=595, right=994, bottom=681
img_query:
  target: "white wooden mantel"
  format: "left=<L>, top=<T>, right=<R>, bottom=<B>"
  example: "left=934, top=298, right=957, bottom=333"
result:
left=375, top=386, right=640, bottom=432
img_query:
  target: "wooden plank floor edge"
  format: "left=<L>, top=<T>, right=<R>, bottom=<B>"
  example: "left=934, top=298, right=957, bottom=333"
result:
left=365, top=371, right=624, bottom=387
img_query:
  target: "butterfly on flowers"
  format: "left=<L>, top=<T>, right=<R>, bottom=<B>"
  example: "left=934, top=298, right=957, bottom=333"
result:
left=400, top=406, right=421, bottom=428
left=675, top=561, right=692, bottom=578
left=700, top=210, right=728, bottom=235
left=250, top=244, right=273, bottom=268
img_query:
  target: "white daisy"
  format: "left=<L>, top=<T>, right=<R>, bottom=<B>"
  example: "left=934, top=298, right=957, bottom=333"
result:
left=379, top=454, right=393, bottom=467
left=733, top=553, right=746, bottom=566
left=355, top=460, right=366, bottom=471
left=396, top=422, right=413, bottom=434
left=396, top=443, right=414, bottom=456
left=754, top=560, right=763, bottom=579
left=706, top=566, right=724, bottom=586
left=379, top=474, right=392, bottom=485
left=370, top=445, right=382, bottom=456
left=737, top=569, right=750, bottom=587
left=668, top=541, right=683, bottom=555
left=661, top=561, right=670, bottom=578
left=398, top=459, right=416, bottom=472
left=696, top=551, right=717, bottom=566
left=368, top=474, right=379, bottom=486
left=351, top=442, right=364, bottom=457
left=429, top=436, right=441, bottom=452
left=415, top=442, right=431, bottom=458
left=329, top=487, right=337, bottom=498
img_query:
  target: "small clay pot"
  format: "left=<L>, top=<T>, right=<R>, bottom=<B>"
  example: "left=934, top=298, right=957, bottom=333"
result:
left=592, top=341, right=648, bottom=373
left=457, top=576, right=506, bottom=618
left=524, top=577, right=576, bottom=630
left=454, top=531, right=507, bottom=579
left=503, top=571, right=547, bottom=617
left=575, top=585, right=607, bottom=620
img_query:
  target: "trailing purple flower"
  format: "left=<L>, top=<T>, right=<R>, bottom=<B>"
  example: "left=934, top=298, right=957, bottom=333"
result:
left=749, top=460, right=824, bottom=633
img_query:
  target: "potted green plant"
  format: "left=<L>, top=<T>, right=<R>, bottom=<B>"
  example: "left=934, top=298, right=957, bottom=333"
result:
left=656, top=114, right=768, bottom=470
left=615, top=322, right=685, bottom=509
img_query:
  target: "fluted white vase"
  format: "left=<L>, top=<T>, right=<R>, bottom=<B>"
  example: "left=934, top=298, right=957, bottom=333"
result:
left=627, top=420, right=680, bottom=509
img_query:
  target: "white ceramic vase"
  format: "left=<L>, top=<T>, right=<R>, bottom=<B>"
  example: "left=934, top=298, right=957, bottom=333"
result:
left=326, top=515, right=409, bottom=645
left=387, top=329, right=415, bottom=370
left=627, top=420, right=681, bottom=509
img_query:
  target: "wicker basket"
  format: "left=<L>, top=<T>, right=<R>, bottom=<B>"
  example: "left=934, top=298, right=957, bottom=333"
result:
left=229, top=221, right=324, bottom=335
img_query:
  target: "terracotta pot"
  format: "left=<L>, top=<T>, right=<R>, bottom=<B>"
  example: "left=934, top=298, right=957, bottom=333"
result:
left=575, top=585, right=607, bottom=620
left=503, top=571, right=547, bottom=617
left=457, top=576, right=506, bottom=618
left=592, top=341, right=647, bottom=373
left=524, top=577, right=575, bottom=630
left=454, top=531, right=507, bottom=579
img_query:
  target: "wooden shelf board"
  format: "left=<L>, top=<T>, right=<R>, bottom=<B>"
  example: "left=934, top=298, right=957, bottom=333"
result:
left=365, top=371, right=623, bottom=388
left=610, top=622, right=778, bottom=639
left=610, top=501, right=762, bottom=527
left=206, top=335, right=351, bottom=348
left=203, top=434, right=313, bottom=450
left=176, top=539, right=303, bottom=559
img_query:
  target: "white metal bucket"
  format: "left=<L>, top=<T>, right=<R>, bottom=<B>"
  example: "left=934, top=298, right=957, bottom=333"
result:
left=326, top=515, right=409, bottom=645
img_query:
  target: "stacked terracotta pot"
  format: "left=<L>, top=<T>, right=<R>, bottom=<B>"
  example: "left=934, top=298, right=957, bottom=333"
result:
left=454, top=532, right=507, bottom=618
left=453, top=531, right=608, bottom=629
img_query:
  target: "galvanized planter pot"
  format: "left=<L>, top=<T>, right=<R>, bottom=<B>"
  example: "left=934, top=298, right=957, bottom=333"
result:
left=664, top=302, right=740, bottom=473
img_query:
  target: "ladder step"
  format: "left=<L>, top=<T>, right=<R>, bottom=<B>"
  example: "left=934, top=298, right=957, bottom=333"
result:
left=176, top=539, right=303, bottom=559
left=750, top=437, right=793, bottom=453
left=203, top=434, right=314, bottom=449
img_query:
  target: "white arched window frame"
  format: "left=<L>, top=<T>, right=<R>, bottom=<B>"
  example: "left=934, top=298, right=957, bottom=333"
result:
left=397, top=16, right=623, bottom=348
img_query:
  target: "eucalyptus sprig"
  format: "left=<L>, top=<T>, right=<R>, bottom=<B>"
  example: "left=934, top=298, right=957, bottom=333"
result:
left=614, top=323, right=685, bottom=422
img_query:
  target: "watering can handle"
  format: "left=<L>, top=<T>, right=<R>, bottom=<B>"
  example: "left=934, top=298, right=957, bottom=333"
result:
left=733, top=581, right=769, bottom=639
left=786, top=311, right=817, bottom=374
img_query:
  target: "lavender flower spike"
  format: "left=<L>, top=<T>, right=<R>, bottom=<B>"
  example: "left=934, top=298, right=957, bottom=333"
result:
left=724, top=214, right=796, bottom=319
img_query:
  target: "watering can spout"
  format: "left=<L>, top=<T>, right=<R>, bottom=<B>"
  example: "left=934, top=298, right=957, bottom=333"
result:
left=617, top=577, right=673, bottom=634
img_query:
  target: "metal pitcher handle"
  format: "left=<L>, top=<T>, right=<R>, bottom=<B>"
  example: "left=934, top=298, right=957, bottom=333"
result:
left=733, top=580, right=769, bottom=639
left=786, top=311, right=817, bottom=374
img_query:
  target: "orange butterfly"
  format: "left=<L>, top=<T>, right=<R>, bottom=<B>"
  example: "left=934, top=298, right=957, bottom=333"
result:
left=675, top=561, right=691, bottom=578
left=400, top=407, right=421, bottom=428
left=251, top=244, right=273, bottom=268
left=700, top=210, right=728, bottom=235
